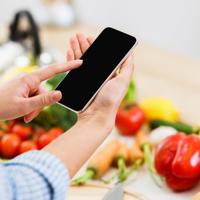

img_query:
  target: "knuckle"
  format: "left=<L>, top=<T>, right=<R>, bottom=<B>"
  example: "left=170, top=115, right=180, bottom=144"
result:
left=40, top=94, right=51, bottom=106
left=21, top=74, right=39, bottom=89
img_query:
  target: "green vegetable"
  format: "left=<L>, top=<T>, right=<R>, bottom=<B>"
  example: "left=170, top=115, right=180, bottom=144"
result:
left=122, top=80, right=136, bottom=104
left=150, top=120, right=197, bottom=134
left=72, top=168, right=96, bottom=185
left=30, top=72, right=77, bottom=131
left=30, top=104, right=77, bottom=131
left=117, top=157, right=127, bottom=182
left=142, top=143, right=163, bottom=187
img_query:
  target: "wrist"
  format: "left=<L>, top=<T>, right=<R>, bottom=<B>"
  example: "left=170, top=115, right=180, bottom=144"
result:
left=78, top=110, right=115, bottom=134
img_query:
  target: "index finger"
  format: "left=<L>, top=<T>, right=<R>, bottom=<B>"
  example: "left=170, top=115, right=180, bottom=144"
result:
left=32, top=60, right=82, bottom=82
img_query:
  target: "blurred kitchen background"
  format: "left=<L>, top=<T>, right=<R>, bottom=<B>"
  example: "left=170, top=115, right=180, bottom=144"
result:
left=0, top=0, right=199, bottom=124
left=0, top=0, right=200, bottom=58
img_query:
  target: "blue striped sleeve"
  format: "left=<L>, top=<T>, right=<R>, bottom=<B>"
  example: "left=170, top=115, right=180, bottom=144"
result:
left=0, top=150, right=69, bottom=200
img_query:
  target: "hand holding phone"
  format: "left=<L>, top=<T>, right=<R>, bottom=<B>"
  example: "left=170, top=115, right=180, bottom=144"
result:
left=67, top=34, right=135, bottom=130
left=57, top=27, right=137, bottom=113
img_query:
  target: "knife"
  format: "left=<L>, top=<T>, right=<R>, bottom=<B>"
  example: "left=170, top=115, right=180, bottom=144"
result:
left=102, top=183, right=124, bottom=200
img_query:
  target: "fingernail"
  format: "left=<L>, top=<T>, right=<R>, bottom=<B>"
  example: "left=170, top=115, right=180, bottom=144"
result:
left=77, top=59, right=83, bottom=63
left=24, top=117, right=31, bottom=123
left=52, top=91, right=62, bottom=101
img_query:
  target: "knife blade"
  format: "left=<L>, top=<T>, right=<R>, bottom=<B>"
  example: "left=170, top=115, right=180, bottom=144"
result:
left=102, top=184, right=124, bottom=200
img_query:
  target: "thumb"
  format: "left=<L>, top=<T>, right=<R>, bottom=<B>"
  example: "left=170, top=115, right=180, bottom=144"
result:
left=27, top=91, right=62, bottom=110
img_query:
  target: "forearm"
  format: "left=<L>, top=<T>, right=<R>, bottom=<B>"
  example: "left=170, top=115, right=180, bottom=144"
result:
left=44, top=114, right=113, bottom=177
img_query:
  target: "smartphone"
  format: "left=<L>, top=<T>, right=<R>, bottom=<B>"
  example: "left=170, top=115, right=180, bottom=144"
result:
left=56, top=27, right=137, bottom=112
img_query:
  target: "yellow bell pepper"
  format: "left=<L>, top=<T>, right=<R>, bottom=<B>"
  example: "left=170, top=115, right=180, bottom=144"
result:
left=140, top=97, right=179, bottom=122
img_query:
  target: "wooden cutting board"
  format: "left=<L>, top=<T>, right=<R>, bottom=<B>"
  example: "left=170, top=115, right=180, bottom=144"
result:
left=68, top=185, right=148, bottom=200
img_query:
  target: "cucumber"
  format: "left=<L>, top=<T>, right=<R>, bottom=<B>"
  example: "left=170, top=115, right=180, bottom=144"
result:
left=150, top=120, right=195, bottom=134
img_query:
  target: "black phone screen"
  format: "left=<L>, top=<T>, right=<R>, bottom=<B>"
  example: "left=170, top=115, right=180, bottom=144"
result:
left=56, top=27, right=137, bottom=112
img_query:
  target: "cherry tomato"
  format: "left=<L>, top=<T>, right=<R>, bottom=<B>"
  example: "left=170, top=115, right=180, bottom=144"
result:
left=115, top=106, right=145, bottom=136
left=19, top=141, right=38, bottom=154
left=0, top=138, right=1, bottom=155
left=0, top=131, right=5, bottom=155
left=37, top=134, right=55, bottom=149
left=47, top=127, right=63, bottom=138
left=6, top=120, right=18, bottom=132
left=1, top=134, right=21, bottom=158
left=32, top=127, right=46, bottom=142
left=0, top=130, right=5, bottom=138
left=12, top=124, right=32, bottom=140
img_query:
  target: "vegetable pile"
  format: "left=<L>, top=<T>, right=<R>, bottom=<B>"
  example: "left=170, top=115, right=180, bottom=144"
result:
left=74, top=94, right=200, bottom=193
left=1, top=80, right=200, bottom=194
left=0, top=120, right=64, bottom=159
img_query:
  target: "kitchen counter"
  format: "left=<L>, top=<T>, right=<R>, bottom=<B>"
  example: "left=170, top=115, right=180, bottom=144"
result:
left=40, top=24, right=200, bottom=124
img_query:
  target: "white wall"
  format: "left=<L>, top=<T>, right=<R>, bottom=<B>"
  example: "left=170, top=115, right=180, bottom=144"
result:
left=0, top=0, right=41, bottom=26
left=0, top=0, right=200, bottom=58
left=74, top=0, right=200, bottom=59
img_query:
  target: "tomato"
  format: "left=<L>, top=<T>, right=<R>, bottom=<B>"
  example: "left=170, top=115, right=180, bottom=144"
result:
left=19, top=141, right=38, bottom=154
left=37, top=134, right=55, bottom=149
left=115, top=106, right=145, bottom=136
left=12, top=124, right=32, bottom=140
left=0, top=130, right=5, bottom=138
left=32, top=127, right=46, bottom=142
left=0, top=131, right=5, bottom=155
left=1, top=134, right=21, bottom=158
left=6, top=120, right=18, bottom=132
left=47, top=127, right=63, bottom=138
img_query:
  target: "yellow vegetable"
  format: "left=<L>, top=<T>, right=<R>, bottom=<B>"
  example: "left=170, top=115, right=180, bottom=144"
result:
left=0, top=65, right=38, bottom=84
left=140, top=97, right=179, bottom=122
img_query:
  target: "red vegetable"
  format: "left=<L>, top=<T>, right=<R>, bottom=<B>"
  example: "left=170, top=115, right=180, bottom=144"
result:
left=12, top=124, right=32, bottom=140
left=19, top=141, right=38, bottom=154
left=6, top=120, right=18, bottom=132
left=155, top=133, right=200, bottom=191
left=166, top=174, right=199, bottom=192
left=155, top=133, right=185, bottom=177
left=37, top=134, right=55, bottom=149
left=1, top=134, right=21, bottom=158
left=172, top=135, right=200, bottom=179
left=47, top=127, right=63, bottom=138
left=115, top=106, right=145, bottom=136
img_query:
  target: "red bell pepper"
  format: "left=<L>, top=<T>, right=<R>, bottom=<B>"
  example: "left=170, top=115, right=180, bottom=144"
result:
left=155, top=133, right=200, bottom=191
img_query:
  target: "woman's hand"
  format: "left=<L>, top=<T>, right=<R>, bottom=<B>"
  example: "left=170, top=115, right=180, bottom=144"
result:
left=0, top=60, right=82, bottom=122
left=67, top=33, right=134, bottom=129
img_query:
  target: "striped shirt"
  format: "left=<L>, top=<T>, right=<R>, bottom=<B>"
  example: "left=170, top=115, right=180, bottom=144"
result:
left=0, top=150, right=69, bottom=200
